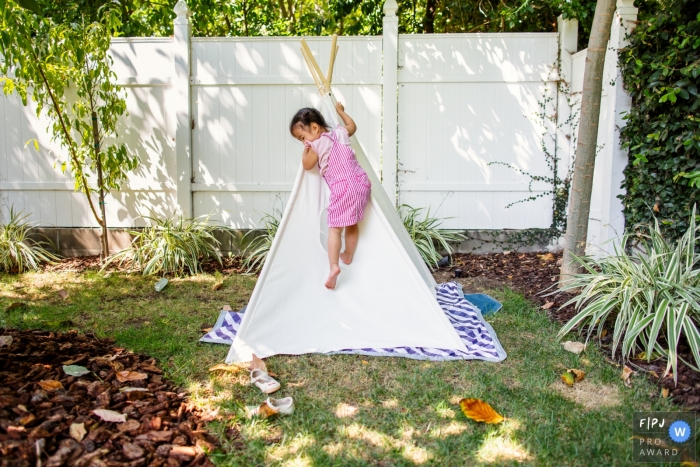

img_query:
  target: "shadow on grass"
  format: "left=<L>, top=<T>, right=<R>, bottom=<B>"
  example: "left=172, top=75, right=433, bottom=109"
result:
left=0, top=271, right=684, bottom=467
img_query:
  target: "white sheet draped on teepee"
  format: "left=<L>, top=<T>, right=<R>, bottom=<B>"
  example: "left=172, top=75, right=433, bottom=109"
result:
left=224, top=38, right=506, bottom=364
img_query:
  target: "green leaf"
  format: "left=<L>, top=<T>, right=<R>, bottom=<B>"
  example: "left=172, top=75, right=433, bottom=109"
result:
left=63, top=365, right=90, bottom=376
left=16, top=0, right=41, bottom=14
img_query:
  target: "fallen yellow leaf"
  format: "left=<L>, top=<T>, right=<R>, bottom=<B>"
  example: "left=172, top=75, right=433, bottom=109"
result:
left=662, top=388, right=669, bottom=398
left=361, top=360, right=369, bottom=365
left=459, top=398, right=504, bottom=424
left=38, top=380, right=63, bottom=391
left=209, top=364, right=241, bottom=373
left=538, top=253, right=555, bottom=262
left=541, top=301, right=555, bottom=310
left=568, top=369, right=586, bottom=382
left=213, top=272, right=224, bottom=291
left=248, top=402, right=278, bottom=419
left=621, top=365, right=634, bottom=388
left=561, top=372, right=575, bottom=387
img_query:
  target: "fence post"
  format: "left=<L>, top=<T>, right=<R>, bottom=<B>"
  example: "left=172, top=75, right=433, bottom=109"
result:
left=173, top=0, right=193, bottom=218
left=556, top=16, right=578, bottom=217
left=382, top=0, right=399, bottom=206
left=587, top=0, right=638, bottom=256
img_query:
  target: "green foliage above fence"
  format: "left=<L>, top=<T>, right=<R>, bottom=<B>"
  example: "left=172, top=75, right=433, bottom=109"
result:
left=34, top=0, right=594, bottom=45
left=618, top=0, right=700, bottom=241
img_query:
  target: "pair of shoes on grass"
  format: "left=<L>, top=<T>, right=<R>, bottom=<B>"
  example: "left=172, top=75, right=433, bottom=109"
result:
left=247, top=368, right=294, bottom=419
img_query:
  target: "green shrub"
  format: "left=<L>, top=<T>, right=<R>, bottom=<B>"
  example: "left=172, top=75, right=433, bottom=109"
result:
left=103, top=214, right=229, bottom=276
left=557, top=208, right=700, bottom=384
left=241, top=212, right=281, bottom=274
left=0, top=207, right=59, bottom=273
left=399, top=204, right=465, bottom=270
left=618, top=0, right=700, bottom=242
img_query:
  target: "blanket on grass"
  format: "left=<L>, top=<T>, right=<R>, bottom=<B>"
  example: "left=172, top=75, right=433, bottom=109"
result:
left=200, top=282, right=506, bottom=362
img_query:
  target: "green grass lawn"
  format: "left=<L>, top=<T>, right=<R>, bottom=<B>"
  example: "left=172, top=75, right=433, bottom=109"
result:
left=0, top=271, right=685, bottom=466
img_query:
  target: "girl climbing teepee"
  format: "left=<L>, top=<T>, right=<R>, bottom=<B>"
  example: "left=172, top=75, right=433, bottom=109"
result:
left=289, top=102, right=371, bottom=290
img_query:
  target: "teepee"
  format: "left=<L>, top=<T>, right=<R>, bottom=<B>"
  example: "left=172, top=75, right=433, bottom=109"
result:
left=225, top=37, right=470, bottom=363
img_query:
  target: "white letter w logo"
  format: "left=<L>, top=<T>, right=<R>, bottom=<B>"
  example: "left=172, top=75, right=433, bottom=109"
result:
left=674, top=427, right=687, bottom=437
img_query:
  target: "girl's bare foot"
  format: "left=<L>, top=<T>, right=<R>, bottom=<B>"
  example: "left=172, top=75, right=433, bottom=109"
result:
left=339, top=251, right=354, bottom=265
left=325, top=265, right=341, bottom=289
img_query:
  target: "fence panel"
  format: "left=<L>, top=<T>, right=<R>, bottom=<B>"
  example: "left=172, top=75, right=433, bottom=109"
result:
left=0, top=38, right=178, bottom=227
left=396, top=33, right=560, bottom=230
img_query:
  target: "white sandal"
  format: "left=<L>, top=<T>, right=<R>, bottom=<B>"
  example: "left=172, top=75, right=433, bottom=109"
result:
left=247, top=397, right=294, bottom=419
left=249, top=369, right=280, bottom=394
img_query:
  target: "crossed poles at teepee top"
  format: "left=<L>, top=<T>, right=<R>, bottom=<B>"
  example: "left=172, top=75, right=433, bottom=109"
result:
left=300, top=34, right=339, bottom=96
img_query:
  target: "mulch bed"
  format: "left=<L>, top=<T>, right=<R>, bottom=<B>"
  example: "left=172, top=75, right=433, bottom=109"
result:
left=41, top=256, right=245, bottom=275
left=0, top=329, right=221, bottom=467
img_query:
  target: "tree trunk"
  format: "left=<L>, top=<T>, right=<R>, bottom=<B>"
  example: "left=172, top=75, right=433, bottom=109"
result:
left=424, top=0, right=436, bottom=33
left=92, top=111, right=109, bottom=260
left=559, top=0, right=617, bottom=283
left=242, top=0, right=249, bottom=36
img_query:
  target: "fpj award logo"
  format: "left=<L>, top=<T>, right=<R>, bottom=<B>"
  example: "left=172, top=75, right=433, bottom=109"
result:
left=633, top=412, right=696, bottom=463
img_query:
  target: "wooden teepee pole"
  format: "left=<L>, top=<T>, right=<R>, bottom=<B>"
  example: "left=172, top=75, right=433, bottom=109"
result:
left=325, top=35, right=338, bottom=90
left=300, top=46, right=324, bottom=92
left=300, top=40, right=327, bottom=93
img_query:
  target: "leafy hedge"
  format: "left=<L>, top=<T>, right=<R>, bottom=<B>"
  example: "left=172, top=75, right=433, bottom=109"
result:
left=619, top=0, right=700, bottom=241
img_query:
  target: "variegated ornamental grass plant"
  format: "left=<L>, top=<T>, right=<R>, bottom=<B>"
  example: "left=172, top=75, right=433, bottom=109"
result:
left=0, top=207, right=59, bottom=273
left=241, top=212, right=280, bottom=274
left=557, top=208, right=700, bottom=385
left=400, top=204, right=466, bottom=270
left=102, top=214, right=229, bottom=276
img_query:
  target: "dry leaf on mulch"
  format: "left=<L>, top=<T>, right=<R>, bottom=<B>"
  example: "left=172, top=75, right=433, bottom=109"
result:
left=115, top=370, right=148, bottom=382
left=69, top=422, right=87, bottom=441
left=93, top=408, right=127, bottom=423
left=38, top=380, right=63, bottom=391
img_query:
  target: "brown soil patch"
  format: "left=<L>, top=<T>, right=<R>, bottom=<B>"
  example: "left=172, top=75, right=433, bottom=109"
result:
left=549, top=380, right=622, bottom=411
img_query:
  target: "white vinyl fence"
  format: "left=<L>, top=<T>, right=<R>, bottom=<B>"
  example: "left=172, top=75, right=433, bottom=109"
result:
left=0, top=0, right=638, bottom=254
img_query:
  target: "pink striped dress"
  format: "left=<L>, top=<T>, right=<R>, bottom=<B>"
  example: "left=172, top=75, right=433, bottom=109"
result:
left=309, top=126, right=371, bottom=228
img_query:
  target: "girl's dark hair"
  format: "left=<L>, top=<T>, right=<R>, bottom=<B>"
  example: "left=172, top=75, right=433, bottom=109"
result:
left=289, top=107, right=329, bottom=136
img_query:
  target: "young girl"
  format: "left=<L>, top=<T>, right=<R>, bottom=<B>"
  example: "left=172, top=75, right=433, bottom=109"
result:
left=289, top=103, right=372, bottom=290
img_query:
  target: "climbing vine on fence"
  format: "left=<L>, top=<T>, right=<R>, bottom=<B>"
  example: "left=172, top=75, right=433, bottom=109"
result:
left=618, top=0, right=700, bottom=241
